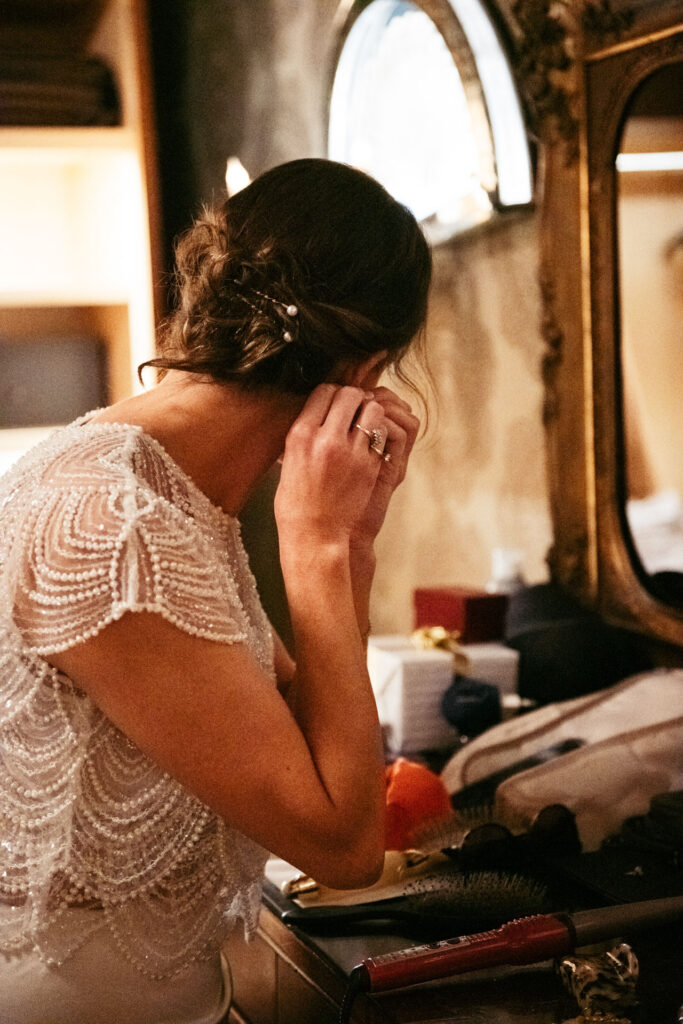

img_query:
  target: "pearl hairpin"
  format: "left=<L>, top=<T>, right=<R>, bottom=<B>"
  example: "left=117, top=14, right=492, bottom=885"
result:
left=233, top=283, right=299, bottom=342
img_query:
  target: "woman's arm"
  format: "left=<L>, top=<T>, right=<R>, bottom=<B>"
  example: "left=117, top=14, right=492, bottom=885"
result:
left=50, top=607, right=382, bottom=890
left=272, top=630, right=296, bottom=697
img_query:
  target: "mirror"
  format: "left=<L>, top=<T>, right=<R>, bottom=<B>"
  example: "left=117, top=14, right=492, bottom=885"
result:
left=617, top=62, right=683, bottom=608
left=540, top=10, right=683, bottom=650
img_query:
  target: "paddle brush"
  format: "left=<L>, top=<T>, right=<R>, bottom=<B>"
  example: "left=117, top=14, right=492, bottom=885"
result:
left=283, top=869, right=550, bottom=939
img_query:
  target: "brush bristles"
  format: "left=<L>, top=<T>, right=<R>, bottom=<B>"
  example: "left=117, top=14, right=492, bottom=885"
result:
left=411, top=805, right=503, bottom=853
left=403, top=869, right=551, bottom=932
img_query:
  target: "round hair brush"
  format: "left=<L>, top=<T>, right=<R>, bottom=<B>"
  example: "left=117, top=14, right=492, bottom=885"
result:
left=282, top=869, right=550, bottom=939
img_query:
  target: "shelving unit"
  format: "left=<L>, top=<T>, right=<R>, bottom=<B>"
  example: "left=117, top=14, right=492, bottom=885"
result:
left=0, top=0, right=160, bottom=472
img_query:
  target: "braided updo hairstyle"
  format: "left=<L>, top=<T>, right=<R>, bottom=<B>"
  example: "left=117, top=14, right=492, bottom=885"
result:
left=141, top=159, right=432, bottom=394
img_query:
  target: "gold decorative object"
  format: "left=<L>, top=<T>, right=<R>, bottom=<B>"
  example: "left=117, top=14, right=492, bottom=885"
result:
left=557, top=942, right=639, bottom=1022
left=510, top=0, right=634, bottom=159
left=410, top=626, right=470, bottom=675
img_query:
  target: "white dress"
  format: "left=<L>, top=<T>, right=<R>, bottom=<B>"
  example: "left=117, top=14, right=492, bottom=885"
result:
left=0, top=417, right=274, bottom=1023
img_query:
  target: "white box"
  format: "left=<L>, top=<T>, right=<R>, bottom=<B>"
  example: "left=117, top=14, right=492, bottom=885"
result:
left=368, top=636, right=458, bottom=753
left=461, top=642, right=519, bottom=695
left=367, top=636, right=519, bottom=754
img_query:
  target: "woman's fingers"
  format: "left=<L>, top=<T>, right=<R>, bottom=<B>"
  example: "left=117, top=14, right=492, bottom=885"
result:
left=352, top=399, right=390, bottom=455
left=321, top=385, right=368, bottom=434
left=278, top=386, right=386, bottom=545
left=291, top=384, right=373, bottom=440
left=281, top=384, right=417, bottom=513
left=371, top=388, right=418, bottom=435
left=361, top=387, right=419, bottom=479
left=371, top=385, right=412, bottom=413
left=389, top=405, right=419, bottom=470
left=295, top=382, right=340, bottom=427
left=290, top=384, right=416, bottom=447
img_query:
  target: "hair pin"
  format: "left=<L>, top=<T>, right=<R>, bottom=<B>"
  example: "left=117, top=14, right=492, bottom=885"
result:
left=232, top=282, right=298, bottom=342
left=249, top=286, right=298, bottom=319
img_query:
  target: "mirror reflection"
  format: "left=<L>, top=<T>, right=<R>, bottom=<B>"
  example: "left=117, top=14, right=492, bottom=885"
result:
left=618, top=61, right=683, bottom=606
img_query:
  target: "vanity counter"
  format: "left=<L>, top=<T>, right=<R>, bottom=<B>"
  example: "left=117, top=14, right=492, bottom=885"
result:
left=222, top=881, right=683, bottom=1024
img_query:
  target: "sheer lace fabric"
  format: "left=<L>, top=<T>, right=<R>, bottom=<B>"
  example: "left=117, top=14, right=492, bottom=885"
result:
left=0, top=418, right=274, bottom=977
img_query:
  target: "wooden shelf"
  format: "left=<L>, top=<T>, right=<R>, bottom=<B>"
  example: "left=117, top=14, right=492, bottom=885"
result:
left=0, top=126, right=137, bottom=155
left=0, top=0, right=160, bottom=459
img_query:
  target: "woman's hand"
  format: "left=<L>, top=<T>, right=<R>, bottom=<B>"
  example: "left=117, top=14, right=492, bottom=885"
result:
left=350, top=386, right=420, bottom=554
left=274, top=384, right=391, bottom=555
left=274, top=382, right=418, bottom=649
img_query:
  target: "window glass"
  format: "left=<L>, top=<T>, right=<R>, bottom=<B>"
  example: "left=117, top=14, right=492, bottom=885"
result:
left=328, top=0, right=532, bottom=242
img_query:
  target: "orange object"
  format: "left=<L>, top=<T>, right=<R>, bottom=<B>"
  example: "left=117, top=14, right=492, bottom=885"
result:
left=384, top=757, right=452, bottom=850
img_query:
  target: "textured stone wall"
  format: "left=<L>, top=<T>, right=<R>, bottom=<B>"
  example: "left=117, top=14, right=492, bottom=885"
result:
left=149, top=0, right=552, bottom=639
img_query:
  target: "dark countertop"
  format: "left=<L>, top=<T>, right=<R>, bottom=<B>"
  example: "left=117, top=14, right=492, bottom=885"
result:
left=221, top=879, right=683, bottom=1024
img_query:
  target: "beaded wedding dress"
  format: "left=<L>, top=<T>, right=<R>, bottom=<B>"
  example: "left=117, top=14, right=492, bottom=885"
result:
left=0, top=417, right=273, bottom=1017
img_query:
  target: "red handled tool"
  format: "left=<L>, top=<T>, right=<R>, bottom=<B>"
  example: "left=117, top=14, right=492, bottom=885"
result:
left=347, top=894, right=683, bottom=995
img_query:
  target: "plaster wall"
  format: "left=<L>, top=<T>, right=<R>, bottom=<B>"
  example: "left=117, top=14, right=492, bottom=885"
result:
left=374, top=216, right=552, bottom=633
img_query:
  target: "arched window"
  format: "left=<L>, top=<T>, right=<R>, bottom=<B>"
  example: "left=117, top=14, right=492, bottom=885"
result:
left=328, top=0, right=533, bottom=243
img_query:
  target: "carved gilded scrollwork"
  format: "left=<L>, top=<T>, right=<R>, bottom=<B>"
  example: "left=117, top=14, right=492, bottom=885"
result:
left=547, top=532, right=591, bottom=594
left=538, top=263, right=563, bottom=426
left=509, top=0, right=633, bottom=159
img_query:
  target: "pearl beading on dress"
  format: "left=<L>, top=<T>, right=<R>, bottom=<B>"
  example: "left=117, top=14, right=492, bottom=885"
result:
left=0, top=418, right=273, bottom=978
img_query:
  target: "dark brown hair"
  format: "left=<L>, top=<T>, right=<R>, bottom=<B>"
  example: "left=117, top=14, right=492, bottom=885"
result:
left=141, top=158, right=431, bottom=393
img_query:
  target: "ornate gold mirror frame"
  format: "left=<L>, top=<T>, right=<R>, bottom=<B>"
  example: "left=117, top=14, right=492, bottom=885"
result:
left=537, top=1, right=683, bottom=649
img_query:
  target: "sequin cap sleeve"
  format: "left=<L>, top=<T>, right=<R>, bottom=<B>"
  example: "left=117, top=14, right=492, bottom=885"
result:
left=9, top=426, right=252, bottom=654
left=0, top=421, right=273, bottom=978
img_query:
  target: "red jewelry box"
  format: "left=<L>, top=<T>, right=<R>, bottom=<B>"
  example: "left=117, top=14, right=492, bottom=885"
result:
left=413, top=586, right=508, bottom=643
